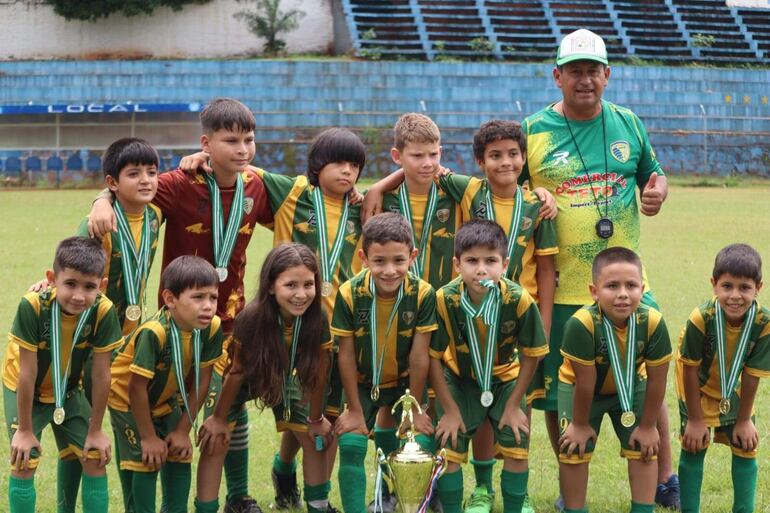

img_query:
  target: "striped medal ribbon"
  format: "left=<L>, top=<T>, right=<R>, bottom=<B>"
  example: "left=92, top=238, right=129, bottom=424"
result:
left=460, top=279, right=501, bottom=407
left=368, top=273, right=404, bottom=402
left=715, top=300, right=756, bottom=415
left=398, top=182, right=438, bottom=278
left=113, top=201, right=151, bottom=322
left=281, top=315, right=302, bottom=422
left=168, top=315, right=202, bottom=432
left=311, top=187, right=350, bottom=297
left=204, top=172, right=245, bottom=282
left=602, top=313, right=637, bottom=427
left=484, top=185, right=523, bottom=279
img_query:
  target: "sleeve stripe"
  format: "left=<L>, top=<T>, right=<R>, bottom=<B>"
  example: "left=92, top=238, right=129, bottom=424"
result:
left=560, top=350, right=595, bottom=366
left=10, top=336, right=38, bottom=353
left=744, top=367, right=770, bottom=378
left=92, top=338, right=124, bottom=353
left=129, top=365, right=154, bottom=379
left=534, top=247, right=559, bottom=256
left=678, top=357, right=701, bottom=366
left=415, top=324, right=438, bottom=334
left=330, top=327, right=354, bottom=337
left=645, top=354, right=673, bottom=367
left=522, top=346, right=549, bottom=357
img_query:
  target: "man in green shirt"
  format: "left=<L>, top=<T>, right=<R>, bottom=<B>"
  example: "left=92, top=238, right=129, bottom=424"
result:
left=520, top=28, right=675, bottom=510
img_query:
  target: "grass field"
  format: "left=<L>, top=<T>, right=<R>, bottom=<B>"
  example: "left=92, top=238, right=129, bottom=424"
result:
left=1, top=185, right=770, bottom=512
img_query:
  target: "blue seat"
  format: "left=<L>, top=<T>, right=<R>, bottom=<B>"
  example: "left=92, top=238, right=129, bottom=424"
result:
left=67, top=154, right=83, bottom=171
left=87, top=154, right=102, bottom=173
left=47, top=155, right=63, bottom=172
left=169, top=154, right=182, bottom=170
left=26, top=156, right=42, bottom=172
left=5, top=156, right=22, bottom=176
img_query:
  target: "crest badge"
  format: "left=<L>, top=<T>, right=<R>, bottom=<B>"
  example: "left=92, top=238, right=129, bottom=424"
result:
left=436, top=209, right=450, bottom=223
left=610, top=141, right=631, bottom=163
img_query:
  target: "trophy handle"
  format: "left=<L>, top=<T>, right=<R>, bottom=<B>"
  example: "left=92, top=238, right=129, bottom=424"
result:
left=375, top=448, right=394, bottom=489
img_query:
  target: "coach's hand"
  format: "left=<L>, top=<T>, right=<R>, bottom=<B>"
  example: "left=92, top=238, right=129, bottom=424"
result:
left=165, top=429, right=192, bottom=461
left=532, top=187, right=558, bottom=220
left=83, top=428, right=112, bottom=468
left=435, top=409, right=465, bottom=450
left=559, top=422, right=596, bottom=459
left=682, top=418, right=709, bottom=453
left=640, top=173, right=667, bottom=216
left=179, top=151, right=212, bottom=175
left=629, top=424, right=659, bottom=461
left=141, top=434, right=167, bottom=471
left=10, top=429, right=41, bottom=472
left=198, top=415, right=231, bottom=455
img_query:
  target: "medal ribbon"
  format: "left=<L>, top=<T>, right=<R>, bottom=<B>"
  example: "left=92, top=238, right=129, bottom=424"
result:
left=114, top=201, right=151, bottom=309
left=484, top=185, right=523, bottom=279
left=369, top=273, right=404, bottom=392
left=168, top=315, right=201, bottom=430
left=311, top=187, right=350, bottom=287
left=51, top=300, right=95, bottom=409
left=204, top=172, right=245, bottom=272
left=715, top=300, right=756, bottom=402
left=460, top=280, right=500, bottom=393
left=601, top=313, right=637, bottom=414
left=398, top=182, right=438, bottom=277
left=281, top=315, right=302, bottom=416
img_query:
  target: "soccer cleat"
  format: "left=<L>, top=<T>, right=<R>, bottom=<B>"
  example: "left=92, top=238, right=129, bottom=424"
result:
left=325, top=504, right=342, bottom=513
left=463, top=486, right=494, bottom=513
left=224, top=496, right=264, bottom=513
left=271, top=469, right=301, bottom=510
left=655, top=474, right=681, bottom=511
left=521, top=494, right=535, bottom=513
left=367, top=492, right=398, bottom=513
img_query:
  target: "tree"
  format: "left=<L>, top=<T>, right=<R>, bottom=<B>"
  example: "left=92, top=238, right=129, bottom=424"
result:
left=44, top=0, right=212, bottom=22
left=234, top=0, right=305, bottom=56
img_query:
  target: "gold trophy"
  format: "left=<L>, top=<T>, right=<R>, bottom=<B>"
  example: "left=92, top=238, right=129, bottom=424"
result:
left=375, top=389, right=446, bottom=513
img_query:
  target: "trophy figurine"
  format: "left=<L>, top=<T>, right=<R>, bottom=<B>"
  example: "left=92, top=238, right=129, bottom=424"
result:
left=375, top=389, right=446, bottom=513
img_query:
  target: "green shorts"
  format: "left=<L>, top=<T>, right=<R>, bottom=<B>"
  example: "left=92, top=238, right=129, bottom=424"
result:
left=533, top=292, right=659, bottom=412
left=348, top=379, right=411, bottom=432
left=4, top=386, right=100, bottom=470
left=272, top=377, right=312, bottom=433
left=325, top=348, right=343, bottom=418
left=109, top=404, right=191, bottom=472
left=678, top=396, right=756, bottom=458
left=557, top=379, right=649, bottom=464
left=203, top=369, right=249, bottom=428
left=434, top=370, right=528, bottom=464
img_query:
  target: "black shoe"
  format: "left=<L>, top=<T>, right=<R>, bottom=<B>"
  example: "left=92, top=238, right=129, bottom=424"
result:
left=272, top=469, right=301, bottom=510
left=429, top=492, right=443, bottom=513
left=325, top=504, right=342, bottom=513
left=367, top=480, right=398, bottom=513
left=224, top=496, right=264, bottom=513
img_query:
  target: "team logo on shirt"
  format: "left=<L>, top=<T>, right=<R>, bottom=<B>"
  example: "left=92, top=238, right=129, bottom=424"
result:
left=501, top=320, right=516, bottom=334
left=436, top=209, right=450, bottom=223
left=553, top=151, right=570, bottom=166
left=151, top=219, right=159, bottom=234
left=81, top=325, right=92, bottom=338
left=243, top=198, right=254, bottom=215
left=402, top=311, right=414, bottom=325
left=521, top=217, right=533, bottom=231
left=473, top=202, right=488, bottom=219
left=347, top=220, right=356, bottom=234
left=610, top=141, right=631, bottom=163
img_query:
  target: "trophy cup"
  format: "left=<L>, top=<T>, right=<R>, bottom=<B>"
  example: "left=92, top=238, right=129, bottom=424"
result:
left=375, top=389, right=446, bottom=513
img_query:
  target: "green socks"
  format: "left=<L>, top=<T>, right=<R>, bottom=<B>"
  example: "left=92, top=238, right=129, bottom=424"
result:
left=472, top=458, right=496, bottom=495
left=81, top=473, right=108, bottom=513
left=195, top=497, right=220, bottom=513
left=57, top=458, right=82, bottom=513
left=130, top=471, right=159, bottom=513
left=678, top=449, right=706, bottom=513
left=225, top=410, right=251, bottom=501
left=305, top=481, right=331, bottom=513
left=9, top=475, right=36, bottom=513
left=163, top=462, right=192, bottom=513
left=338, top=432, right=369, bottom=513
left=272, top=452, right=298, bottom=475
left=414, top=433, right=435, bottom=454
left=437, top=469, right=464, bottom=513
left=564, top=509, right=588, bottom=513
left=732, top=454, right=757, bottom=513
left=629, top=502, right=654, bottom=513
left=501, top=469, right=528, bottom=513
left=374, top=427, right=399, bottom=459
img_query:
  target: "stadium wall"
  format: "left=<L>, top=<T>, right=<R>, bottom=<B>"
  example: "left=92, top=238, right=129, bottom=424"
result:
left=1, top=60, right=769, bottom=179
left=0, top=0, right=334, bottom=60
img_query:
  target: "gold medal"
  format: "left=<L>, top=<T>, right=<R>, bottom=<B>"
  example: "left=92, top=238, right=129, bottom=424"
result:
left=620, top=411, right=636, bottom=428
left=283, top=405, right=291, bottom=422
left=53, top=407, right=65, bottom=425
left=371, top=385, right=380, bottom=402
left=321, top=281, right=333, bottom=297
left=216, top=267, right=228, bottom=282
left=719, top=398, right=731, bottom=415
left=126, top=304, right=141, bottom=321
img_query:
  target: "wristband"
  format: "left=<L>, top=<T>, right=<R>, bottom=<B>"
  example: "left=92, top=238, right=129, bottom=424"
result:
left=307, top=415, right=325, bottom=425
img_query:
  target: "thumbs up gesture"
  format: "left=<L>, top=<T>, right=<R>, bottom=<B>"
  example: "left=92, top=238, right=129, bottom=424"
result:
left=640, top=173, right=667, bottom=216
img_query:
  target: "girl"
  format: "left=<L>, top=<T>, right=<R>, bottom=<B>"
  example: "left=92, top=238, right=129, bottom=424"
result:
left=195, top=243, right=334, bottom=513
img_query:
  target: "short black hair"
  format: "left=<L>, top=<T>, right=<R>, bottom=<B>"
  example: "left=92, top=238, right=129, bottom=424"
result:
left=200, top=97, right=256, bottom=135
left=472, top=120, right=527, bottom=162
left=454, top=219, right=507, bottom=259
left=102, top=137, right=159, bottom=181
left=161, top=255, right=219, bottom=296
left=713, top=243, right=762, bottom=284
left=307, top=128, right=366, bottom=186
left=53, top=236, right=106, bottom=277
left=591, top=247, right=643, bottom=282
left=362, top=212, right=413, bottom=254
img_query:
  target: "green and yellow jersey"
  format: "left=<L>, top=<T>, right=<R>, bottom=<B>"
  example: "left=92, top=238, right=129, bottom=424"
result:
left=522, top=100, right=663, bottom=305
left=559, top=304, right=672, bottom=394
left=77, top=204, right=163, bottom=335
left=3, top=290, right=123, bottom=402
left=437, top=174, right=558, bottom=300
left=330, top=270, right=437, bottom=388
left=432, top=277, right=549, bottom=387
left=381, top=183, right=461, bottom=290
left=108, top=308, right=223, bottom=417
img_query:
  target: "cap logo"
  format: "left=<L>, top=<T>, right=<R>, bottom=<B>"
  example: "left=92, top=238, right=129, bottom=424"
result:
left=570, top=36, right=595, bottom=54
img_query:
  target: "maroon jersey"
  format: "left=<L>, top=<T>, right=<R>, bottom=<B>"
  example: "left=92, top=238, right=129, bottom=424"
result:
left=152, top=168, right=273, bottom=334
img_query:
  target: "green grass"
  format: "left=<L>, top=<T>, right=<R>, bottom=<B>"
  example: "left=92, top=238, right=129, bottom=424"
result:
left=1, top=186, right=770, bottom=512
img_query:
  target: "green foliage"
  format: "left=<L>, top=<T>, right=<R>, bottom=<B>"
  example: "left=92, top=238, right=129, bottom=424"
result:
left=234, top=0, right=305, bottom=56
left=44, top=0, right=211, bottom=21
left=692, top=33, right=716, bottom=48
left=358, top=29, right=385, bottom=60
left=468, top=37, right=494, bottom=55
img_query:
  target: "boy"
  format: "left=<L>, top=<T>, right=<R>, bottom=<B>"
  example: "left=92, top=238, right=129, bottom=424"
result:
left=89, top=98, right=273, bottom=513
left=430, top=220, right=548, bottom=513
left=108, top=255, right=223, bottom=513
left=558, top=247, right=671, bottom=513
left=331, top=212, right=437, bottom=513
left=4, top=236, right=123, bottom=513
left=677, top=243, right=770, bottom=513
